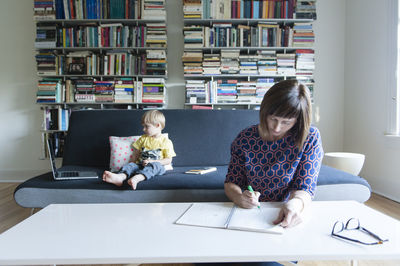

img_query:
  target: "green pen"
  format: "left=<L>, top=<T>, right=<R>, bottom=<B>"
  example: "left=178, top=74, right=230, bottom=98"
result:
left=247, top=185, right=261, bottom=210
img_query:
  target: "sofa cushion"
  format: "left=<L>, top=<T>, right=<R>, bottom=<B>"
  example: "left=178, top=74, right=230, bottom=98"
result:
left=15, top=165, right=227, bottom=191
left=15, top=164, right=370, bottom=191
left=317, top=165, right=370, bottom=188
left=14, top=164, right=371, bottom=208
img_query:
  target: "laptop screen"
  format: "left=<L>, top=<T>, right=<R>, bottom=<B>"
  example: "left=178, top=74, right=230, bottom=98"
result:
left=46, top=139, right=58, bottom=177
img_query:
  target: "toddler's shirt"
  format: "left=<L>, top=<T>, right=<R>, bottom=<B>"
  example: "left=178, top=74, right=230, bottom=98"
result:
left=133, top=134, right=176, bottom=163
left=225, top=125, right=324, bottom=202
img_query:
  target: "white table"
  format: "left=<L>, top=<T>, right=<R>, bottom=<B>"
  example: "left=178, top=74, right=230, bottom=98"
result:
left=0, top=201, right=399, bottom=265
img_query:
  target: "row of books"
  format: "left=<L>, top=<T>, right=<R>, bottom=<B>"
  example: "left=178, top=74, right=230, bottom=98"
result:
left=36, top=77, right=166, bottom=104
left=37, top=78, right=64, bottom=103
left=186, top=78, right=275, bottom=104
left=35, top=23, right=166, bottom=49
left=43, top=107, right=71, bottom=131
left=186, top=77, right=314, bottom=104
left=34, top=0, right=166, bottom=20
left=182, top=49, right=314, bottom=76
left=295, top=1, right=317, bottom=19
left=34, top=0, right=58, bottom=20
left=183, top=0, right=316, bottom=19
left=183, top=22, right=314, bottom=49
left=36, top=49, right=166, bottom=76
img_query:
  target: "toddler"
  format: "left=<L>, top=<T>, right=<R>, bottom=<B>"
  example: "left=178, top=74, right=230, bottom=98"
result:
left=102, top=110, right=176, bottom=190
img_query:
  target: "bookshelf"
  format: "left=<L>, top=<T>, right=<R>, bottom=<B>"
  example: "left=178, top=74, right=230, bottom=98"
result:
left=34, top=0, right=167, bottom=158
left=182, top=0, right=316, bottom=110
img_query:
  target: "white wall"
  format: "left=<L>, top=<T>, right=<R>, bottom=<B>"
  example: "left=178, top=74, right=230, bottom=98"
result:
left=0, top=1, right=346, bottom=183
left=313, top=0, right=346, bottom=153
left=0, top=0, right=49, bottom=181
left=344, top=0, right=400, bottom=202
left=165, top=0, right=185, bottom=108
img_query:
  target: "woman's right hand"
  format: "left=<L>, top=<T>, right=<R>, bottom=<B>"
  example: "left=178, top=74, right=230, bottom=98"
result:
left=236, top=189, right=261, bottom=209
left=224, top=182, right=260, bottom=209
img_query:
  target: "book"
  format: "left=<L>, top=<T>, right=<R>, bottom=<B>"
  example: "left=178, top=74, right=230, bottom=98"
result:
left=185, top=167, right=217, bottom=175
left=175, top=202, right=284, bottom=234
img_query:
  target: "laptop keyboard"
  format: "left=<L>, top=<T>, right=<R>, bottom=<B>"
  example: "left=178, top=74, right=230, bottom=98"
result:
left=60, top=171, right=80, bottom=177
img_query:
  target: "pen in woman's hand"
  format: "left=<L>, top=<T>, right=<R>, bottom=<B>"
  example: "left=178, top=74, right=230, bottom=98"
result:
left=247, top=185, right=261, bottom=210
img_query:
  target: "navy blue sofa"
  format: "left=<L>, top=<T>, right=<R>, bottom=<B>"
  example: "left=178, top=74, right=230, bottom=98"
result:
left=14, top=109, right=371, bottom=208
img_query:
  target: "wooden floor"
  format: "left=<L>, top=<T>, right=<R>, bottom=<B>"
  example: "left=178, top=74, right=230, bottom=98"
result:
left=1, top=182, right=399, bottom=266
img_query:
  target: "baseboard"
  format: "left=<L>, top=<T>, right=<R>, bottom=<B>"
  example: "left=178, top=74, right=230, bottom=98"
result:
left=0, top=170, right=47, bottom=183
left=371, top=189, right=400, bottom=203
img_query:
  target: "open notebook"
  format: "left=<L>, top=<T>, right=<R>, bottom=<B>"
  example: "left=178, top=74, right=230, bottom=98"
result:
left=175, top=202, right=284, bottom=234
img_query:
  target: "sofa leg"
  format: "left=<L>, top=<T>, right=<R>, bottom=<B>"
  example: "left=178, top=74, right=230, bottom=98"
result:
left=30, top=208, right=35, bottom=216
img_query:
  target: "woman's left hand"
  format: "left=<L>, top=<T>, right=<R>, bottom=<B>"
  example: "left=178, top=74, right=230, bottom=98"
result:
left=273, top=205, right=302, bottom=228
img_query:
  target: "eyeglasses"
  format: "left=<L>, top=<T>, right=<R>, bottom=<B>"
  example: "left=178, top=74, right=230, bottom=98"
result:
left=331, top=218, right=389, bottom=245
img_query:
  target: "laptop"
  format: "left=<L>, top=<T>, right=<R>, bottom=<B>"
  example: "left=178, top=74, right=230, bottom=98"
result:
left=47, top=139, right=98, bottom=180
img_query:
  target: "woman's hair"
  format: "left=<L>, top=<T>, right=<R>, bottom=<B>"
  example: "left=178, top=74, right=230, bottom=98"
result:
left=141, top=110, right=166, bottom=129
left=259, top=79, right=312, bottom=148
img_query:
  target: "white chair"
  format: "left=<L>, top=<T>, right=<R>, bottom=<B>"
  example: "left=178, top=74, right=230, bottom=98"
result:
left=323, top=152, right=365, bottom=176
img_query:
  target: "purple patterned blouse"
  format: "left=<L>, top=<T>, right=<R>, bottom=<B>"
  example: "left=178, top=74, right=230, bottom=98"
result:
left=225, top=125, right=324, bottom=202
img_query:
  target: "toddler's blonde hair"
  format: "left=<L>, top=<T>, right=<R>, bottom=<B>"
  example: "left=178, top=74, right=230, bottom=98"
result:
left=141, top=110, right=165, bottom=129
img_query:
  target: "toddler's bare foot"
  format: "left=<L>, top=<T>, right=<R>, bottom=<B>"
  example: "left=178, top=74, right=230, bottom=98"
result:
left=127, top=174, right=146, bottom=190
left=102, top=171, right=126, bottom=186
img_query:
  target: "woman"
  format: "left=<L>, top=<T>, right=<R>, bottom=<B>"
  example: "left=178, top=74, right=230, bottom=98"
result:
left=225, top=79, right=324, bottom=228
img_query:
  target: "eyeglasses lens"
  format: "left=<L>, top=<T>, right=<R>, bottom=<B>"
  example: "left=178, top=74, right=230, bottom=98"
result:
left=332, top=221, right=344, bottom=234
left=345, top=218, right=360, bottom=230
